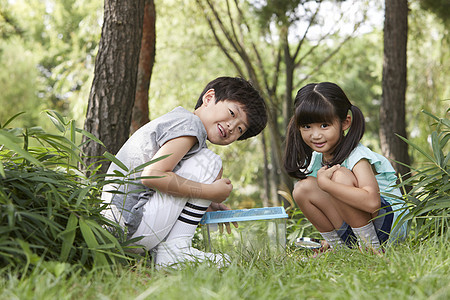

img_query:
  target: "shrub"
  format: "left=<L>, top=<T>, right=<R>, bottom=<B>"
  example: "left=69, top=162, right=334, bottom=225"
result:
left=394, top=110, right=449, bottom=241
left=0, top=111, right=133, bottom=270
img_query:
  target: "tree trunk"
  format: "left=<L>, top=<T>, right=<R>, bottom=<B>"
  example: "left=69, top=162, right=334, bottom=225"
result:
left=82, top=0, right=145, bottom=173
left=261, top=133, right=270, bottom=207
left=131, top=0, right=156, bottom=134
left=380, top=0, right=411, bottom=182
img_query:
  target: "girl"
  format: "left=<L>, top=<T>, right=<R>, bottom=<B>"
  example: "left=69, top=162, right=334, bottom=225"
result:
left=284, top=82, right=407, bottom=251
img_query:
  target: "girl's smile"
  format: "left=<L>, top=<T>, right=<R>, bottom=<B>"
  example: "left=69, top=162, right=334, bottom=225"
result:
left=300, top=117, right=351, bottom=161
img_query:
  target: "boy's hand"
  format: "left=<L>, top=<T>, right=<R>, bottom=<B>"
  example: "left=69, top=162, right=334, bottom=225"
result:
left=210, top=178, right=233, bottom=203
left=207, top=202, right=239, bottom=234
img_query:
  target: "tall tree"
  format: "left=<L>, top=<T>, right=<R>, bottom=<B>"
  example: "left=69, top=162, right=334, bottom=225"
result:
left=196, top=0, right=366, bottom=206
left=131, top=0, right=156, bottom=134
left=380, top=0, right=411, bottom=181
left=81, top=0, right=146, bottom=172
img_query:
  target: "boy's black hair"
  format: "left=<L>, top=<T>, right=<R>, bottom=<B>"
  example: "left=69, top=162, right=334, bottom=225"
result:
left=195, top=76, right=267, bottom=140
left=283, top=82, right=366, bottom=179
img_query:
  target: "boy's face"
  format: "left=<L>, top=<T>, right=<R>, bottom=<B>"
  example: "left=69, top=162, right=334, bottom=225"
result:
left=197, top=89, right=249, bottom=145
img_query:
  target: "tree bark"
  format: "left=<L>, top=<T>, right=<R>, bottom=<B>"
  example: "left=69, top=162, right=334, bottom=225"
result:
left=131, top=0, right=156, bottom=134
left=381, top=0, right=411, bottom=182
left=261, top=133, right=270, bottom=207
left=82, top=0, right=145, bottom=173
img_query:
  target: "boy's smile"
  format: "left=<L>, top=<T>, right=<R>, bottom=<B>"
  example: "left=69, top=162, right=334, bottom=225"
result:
left=195, top=89, right=249, bottom=145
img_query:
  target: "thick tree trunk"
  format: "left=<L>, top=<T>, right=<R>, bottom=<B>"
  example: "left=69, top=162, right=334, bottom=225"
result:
left=131, top=0, right=156, bottom=134
left=381, top=0, right=411, bottom=182
left=82, top=0, right=145, bottom=173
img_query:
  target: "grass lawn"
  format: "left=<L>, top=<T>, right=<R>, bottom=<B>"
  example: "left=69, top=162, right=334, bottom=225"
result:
left=1, top=239, right=449, bottom=300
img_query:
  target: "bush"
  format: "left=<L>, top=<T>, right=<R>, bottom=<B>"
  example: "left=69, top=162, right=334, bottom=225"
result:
left=0, top=111, right=133, bottom=271
left=394, top=110, right=450, bottom=241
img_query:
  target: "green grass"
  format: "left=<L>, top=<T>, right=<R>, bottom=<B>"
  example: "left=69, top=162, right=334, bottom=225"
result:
left=1, top=239, right=449, bottom=300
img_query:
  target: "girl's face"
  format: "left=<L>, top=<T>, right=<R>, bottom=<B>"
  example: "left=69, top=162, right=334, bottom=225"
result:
left=299, top=116, right=351, bottom=162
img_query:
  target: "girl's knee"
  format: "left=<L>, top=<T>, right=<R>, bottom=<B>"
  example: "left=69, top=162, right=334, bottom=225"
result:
left=331, top=167, right=357, bottom=186
left=293, top=177, right=316, bottom=204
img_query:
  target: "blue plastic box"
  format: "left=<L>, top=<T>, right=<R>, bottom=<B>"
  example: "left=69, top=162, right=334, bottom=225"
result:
left=200, top=207, right=288, bottom=255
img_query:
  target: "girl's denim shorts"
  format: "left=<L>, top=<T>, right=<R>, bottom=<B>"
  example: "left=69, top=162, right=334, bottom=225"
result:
left=336, top=196, right=395, bottom=247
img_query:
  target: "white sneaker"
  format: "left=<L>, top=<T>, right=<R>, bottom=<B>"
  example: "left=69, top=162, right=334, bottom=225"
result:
left=155, top=238, right=230, bottom=269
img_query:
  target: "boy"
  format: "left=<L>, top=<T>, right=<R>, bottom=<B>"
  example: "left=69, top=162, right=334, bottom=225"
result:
left=102, top=76, right=267, bottom=268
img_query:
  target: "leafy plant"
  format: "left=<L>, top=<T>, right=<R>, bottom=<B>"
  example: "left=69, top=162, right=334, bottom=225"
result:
left=394, top=110, right=450, bottom=241
left=0, top=111, right=136, bottom=270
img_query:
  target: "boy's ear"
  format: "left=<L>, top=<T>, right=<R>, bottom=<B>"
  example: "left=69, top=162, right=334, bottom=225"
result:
left=342, top=114, right=352, bottom=131
left=202, top=89, right=215, bottom=106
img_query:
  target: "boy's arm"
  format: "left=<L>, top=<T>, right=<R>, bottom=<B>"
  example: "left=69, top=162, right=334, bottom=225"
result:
left=140, top=136, right=232, bottom=203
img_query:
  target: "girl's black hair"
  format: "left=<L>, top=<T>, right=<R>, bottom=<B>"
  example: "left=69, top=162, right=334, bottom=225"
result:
left=283, top=82, right=365, bottom=179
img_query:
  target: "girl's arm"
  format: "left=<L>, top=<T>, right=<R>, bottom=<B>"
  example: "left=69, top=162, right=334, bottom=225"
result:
left=317, top=159, right=380, bottom=213
left=140, top=136, right=232, bottom=203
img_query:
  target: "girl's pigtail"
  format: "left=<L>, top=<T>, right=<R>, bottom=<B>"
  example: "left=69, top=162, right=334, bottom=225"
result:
left=348, top=105, right=365, bottom=144
left=283, top=117, right=309, bottom=179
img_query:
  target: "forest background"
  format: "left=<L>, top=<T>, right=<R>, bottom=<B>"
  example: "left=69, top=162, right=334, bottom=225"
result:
left=0, top=0, right=448, bottom=209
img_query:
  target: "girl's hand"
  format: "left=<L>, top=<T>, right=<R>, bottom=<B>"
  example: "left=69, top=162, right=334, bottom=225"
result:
left=317, top=164, right=340, bottom=187
left=209, top=178, right=233, bottom=203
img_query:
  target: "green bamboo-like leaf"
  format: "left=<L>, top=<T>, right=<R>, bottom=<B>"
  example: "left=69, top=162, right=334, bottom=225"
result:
left=112, top=170, right=126, bottom=177
left=0, top=161, right=5, bottom=179
left=76, top=128, right=106, bottom=147
left=44, top=110, right=66, bottom=133
left=79, top=218, right=109, bottom=267
left=396, top=134, right=436, bottom=163
left=1, top=112, right=26, bottom=129
left=18, top=239, right=41, bottom=266
left=0, top=131, right=43, bottom=167
left=70, top=120, right=77, bottom=150
left=431, top=131, right=442, bottom=166
left=27, top=176, right=61, bottom=185
left=85, top=219, right=123, bottom=253
left=103, top=152, right=128, bottom=172
left=414, top=203, right=449, bottom=216
left=45, top=110, right=68, bottom=126
left=59, top=213, right=78, bottom=262
left=74, top=186, right=91, bottom=207
left=421, top=110, right=440, bottom=122
left=133, top=154, right=171, bottom=172
left=439, top=130, right=450, bottom=146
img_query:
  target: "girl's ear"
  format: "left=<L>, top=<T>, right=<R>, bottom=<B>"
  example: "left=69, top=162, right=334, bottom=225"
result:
left=202, top=89, right=216, bottom=106
left=342, top=114, right=352, bottom=131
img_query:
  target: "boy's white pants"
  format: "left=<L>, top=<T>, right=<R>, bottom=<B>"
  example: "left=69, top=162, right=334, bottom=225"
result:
left=127, top=148, right=222, bottom=251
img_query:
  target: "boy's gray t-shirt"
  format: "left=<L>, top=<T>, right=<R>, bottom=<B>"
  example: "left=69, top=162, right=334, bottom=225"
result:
left=102, top=106, right=208, bottom=235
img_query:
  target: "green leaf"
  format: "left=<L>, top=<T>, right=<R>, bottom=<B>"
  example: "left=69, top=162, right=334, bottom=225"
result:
left=0, top=161, right=5, bottom=179
left=103, top=152, right=128, bottom=172
left=1, top=112, right=26, bottom=129
left=421, top=110, right=440, bottom=122
left=85, top=219, right=123, bottom=254
left=79, top=218, right=109, bottom=267
left=75, top=186, right=91, bottom=207
left=396, top=134, right=435, bottom=163
left=431, top=131, right=442, bottom=166
left=0, top=131, right=43, bottom=167
left=44, top=110, right=66, bottom=133
left=59, top=213, right=78, bottom=262
left=76, top=128, right=106, bottom=147
left=18, top=239, right=41, bottom=266
left=133, top=154, right=171, bottom=172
